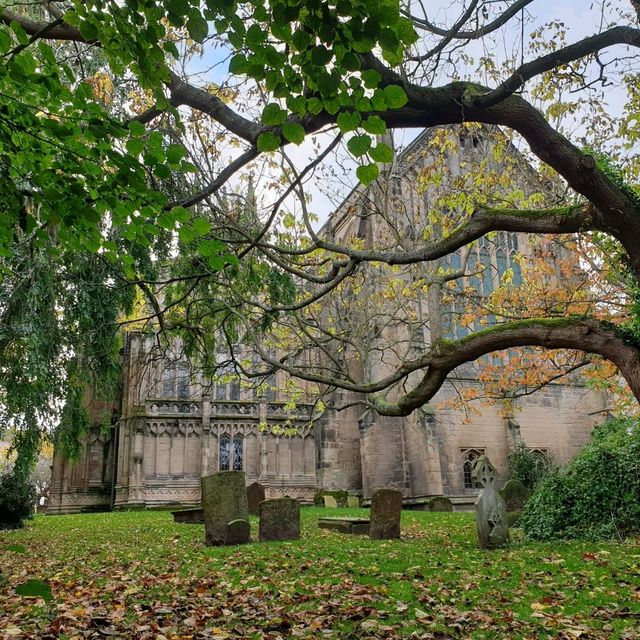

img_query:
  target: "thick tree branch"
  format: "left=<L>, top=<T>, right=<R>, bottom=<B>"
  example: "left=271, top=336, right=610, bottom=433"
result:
left=318, top=204, right=595, bottom=265
left=1, top=9, right=86, bottom=41
left=370, top=318, right=640, bottom=415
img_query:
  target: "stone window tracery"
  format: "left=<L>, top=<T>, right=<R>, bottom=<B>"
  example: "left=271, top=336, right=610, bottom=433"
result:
left=219, top=434, right=230, bottom=471
left=461, top=448, right=485, bottom=490
left=232, top=434, right=244, bottom=471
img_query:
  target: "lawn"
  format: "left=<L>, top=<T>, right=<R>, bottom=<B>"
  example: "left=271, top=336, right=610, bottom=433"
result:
left=1, top=508, right=639, bottom=639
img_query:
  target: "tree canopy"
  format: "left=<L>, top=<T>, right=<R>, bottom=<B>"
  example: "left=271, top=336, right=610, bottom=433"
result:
left=1, top=0, right=640, bottom=470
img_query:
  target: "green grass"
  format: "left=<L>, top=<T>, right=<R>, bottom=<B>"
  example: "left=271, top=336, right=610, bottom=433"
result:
left=1, top=508, right=639, bottom=638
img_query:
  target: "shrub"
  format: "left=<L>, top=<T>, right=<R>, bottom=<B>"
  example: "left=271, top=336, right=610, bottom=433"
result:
left=521, top=418, right=640, bottom=540
left=0, top=469, right=37, bottom=529
left=507, top=443, right=554, bottom=490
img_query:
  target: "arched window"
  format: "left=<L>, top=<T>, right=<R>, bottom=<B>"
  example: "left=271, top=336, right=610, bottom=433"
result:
left=219, top=434, right=230, bottom=471
left=232, top=434, right=244, bottom=471
left=461, top=448, right=485, bottom=490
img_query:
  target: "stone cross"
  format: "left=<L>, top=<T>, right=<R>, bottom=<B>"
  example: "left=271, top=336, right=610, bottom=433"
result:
left=259, top=497, right=301, bottom=542
left=201, top=471, right=250, bottom=546
left=246, top=482, right=266, bottom=516
left=472, top=456, right=509, bottom=549
left=369, top=488, right=402, bottom=539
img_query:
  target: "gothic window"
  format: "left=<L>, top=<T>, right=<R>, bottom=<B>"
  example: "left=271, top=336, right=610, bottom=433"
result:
left=214, top=351, right=240, bottom=401
left=162, top=364, right=190, bottom=398
left=232, top=434, right=244, bottom=471
left=219, top=434, right=230, bottom=471
left=461, top=448, right=485, bottom=490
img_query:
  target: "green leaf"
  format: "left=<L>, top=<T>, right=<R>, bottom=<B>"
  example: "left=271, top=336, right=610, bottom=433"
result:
left=257, top=131, right=281, bottom=152
left=198, top=238, right=225, bottom=256
left=397, top=17, right=419, bottom=45
left=126, top=138, right=145, bottom=156
left=192, top=218, right=212, bottom=236
left=178, top=225, right=195, bottom=243
left=362, top=115, right=386, bottom=135
left=187, top=13, right=208, bottom=43
left=356, top=163, right=379, bottom=186
left=5, top=544, right=26, bottom=553
left=337, top=111, right=361, bottom=133
left=384, top=85, right=408, bottom=109
left=229, top=53, right=248, bottom=75
left=291, top=29, right=311, bottom=52
left=0, top=29, right=11, bottom=54
left=128, top=120, right=146, bottom=137
left=347, top=134, right=372, bottom=157
left=370, top=142, right=393, bottom=163
left=361, top=69, right=382, bottom=89
left=307, top=97, right=323, bottom=115
left=77, top=20, right=99, bottom=41
left=261, top=103, right=287, bottom=126
left=10, top=20, right=29, bottom=45
left=166, top=143, right=186, bottom=164
left=311, top=45, right=332, bottom=66
left=15, top=579, right=52, bottom=603
left=282, top=122, right=305, bottom=145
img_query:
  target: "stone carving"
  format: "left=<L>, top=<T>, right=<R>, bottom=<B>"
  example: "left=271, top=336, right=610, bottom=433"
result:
left=246, top=482, right=266, bottom=516
left=427, top=496, right=453, bottom=512
left=201, top=471, right=249, bottom=546
left=473, top=456, right=509, bottom=549
left=259, top=498, right=300, bottom=542
left=323, top=495, right=338, bottom=508
left=369, top=488, right=402, bottom=540
left=225, top=519, right=250, bottom=545
left=347, top=495, right=360, bottom=508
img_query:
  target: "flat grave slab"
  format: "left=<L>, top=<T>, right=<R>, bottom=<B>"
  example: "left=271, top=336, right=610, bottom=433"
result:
left=318, top=517, right=370, bottom=535
left=171, top=508, right=204, bottom=524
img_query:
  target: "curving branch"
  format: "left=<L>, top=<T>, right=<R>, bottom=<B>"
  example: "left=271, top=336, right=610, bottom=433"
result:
left=470, top=26, right=640, bottom=108
left=370, top=318, right=640, bottom=415
left=407, top=0, right=535, bottom=39
left=317, top=204, right=595, bottom=265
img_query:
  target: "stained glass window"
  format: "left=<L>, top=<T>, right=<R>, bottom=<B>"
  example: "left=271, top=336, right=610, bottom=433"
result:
left=219, top=434, right=230, bottom=471
left=232, top=434, right=243, bottom=471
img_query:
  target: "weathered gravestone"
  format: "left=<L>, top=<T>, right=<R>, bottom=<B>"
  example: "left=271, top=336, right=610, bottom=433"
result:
left=225, top=519, right=251, bottom=545
left=499, top=479, right=530, bottom=512
left=499, top=479, right=531, bottom=528
left=323, top=495, right=338, bottom=508
left=369, top=488, right=402, bottom=540
left=246, top=482, right=266, bottom=516
left=427, top=496, right=453, bottom=512
left=259, top=497, right=300, bottom=542
left=201, top=471, right=249, bottom=546
left=347, top=495, right=360, bottom=508
left=473, top=456, right=509, bottom=549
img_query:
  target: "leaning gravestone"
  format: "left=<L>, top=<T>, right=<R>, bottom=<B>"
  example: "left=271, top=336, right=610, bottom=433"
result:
left=259, top=497, right=300, bottom=542
left=369, top=488, right=402, bottom=540
left=347, top=495, right=360, bottom=508
left=246, top=482, right=266, bottom=516
left=473, top=456, right=509, bottom=549
left=323, top=495, right=338, bottom=508
left=201, top=471, right=249, bottom=546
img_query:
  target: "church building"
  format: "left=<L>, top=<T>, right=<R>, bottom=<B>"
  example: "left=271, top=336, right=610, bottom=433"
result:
left=48, top=126, right=607, bottom=514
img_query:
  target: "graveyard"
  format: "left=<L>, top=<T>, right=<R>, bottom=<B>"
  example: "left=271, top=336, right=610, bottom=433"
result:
left=1, top=505, right=639, bottom=639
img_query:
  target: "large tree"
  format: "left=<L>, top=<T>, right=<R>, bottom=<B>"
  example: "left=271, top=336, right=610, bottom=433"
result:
left=1, top=0, right=640, bottom=466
